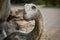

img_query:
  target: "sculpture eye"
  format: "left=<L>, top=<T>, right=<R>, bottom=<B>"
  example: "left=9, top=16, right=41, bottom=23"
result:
left=31, top=6, right=36, bottom=9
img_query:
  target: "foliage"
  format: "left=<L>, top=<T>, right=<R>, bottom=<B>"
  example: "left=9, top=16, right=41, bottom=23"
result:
left=11, top=0, right=60, bottom=7
left=44, top=0, right=60, bottom=7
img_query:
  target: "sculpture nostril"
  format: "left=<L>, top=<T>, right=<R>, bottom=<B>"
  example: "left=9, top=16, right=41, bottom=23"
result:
left=31, top=6, right=36, bottom=9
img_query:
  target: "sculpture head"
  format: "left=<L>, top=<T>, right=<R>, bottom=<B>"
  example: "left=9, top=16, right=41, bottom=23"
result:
left=23, top=3, right=40, bottom=21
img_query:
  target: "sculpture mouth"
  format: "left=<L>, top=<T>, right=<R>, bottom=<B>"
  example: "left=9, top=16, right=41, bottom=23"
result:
left=23, top=15, right=32, bottom=21
left=23, top=16, right=34, bottom=22
left=23, top=17, right=30, bottom=21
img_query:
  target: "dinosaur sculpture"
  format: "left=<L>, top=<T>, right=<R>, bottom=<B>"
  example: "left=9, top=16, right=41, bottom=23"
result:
left=4, top=3, right=50, bottom=40
left=23, top=3, right=43, bottom=40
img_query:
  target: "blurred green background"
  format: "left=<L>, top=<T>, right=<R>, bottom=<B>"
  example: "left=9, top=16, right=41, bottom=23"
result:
left=11, top=0, right=60, bottom=8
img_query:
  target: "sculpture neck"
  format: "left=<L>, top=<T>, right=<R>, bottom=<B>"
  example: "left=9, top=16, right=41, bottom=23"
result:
left=35, top=15, right=43, bottom=38
left=35, top=15, right=43, bottom=32
left=28, top=15, right=43, bottom=40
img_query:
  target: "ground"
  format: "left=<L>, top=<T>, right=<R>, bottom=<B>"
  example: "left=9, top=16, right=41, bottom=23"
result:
left=11, top=5, right=60, bottom=40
